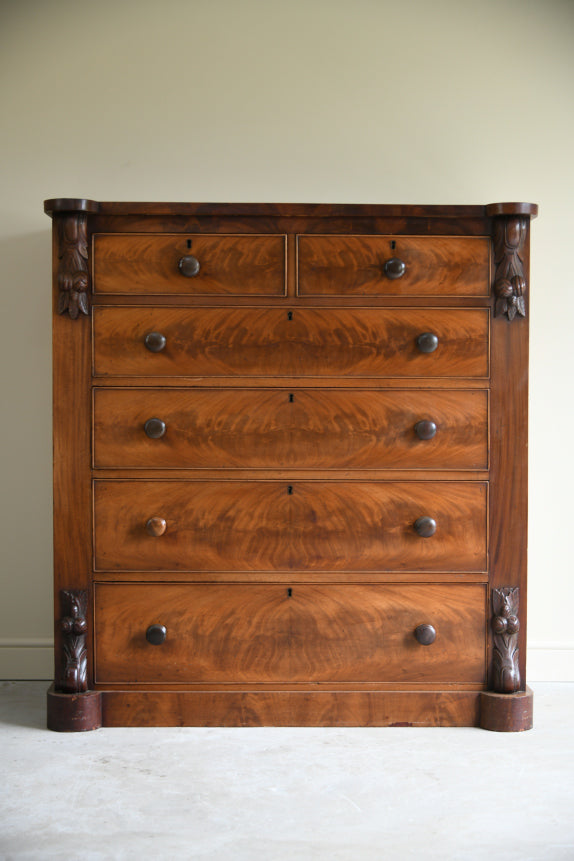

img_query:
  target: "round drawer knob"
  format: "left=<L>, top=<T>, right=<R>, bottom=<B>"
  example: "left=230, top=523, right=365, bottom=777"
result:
left=146, top=624, right=167, bottom=645
left=178, top=255, right=201, bottom=277
left=416, top=332, right=439, bottom=353
left=414, top=420, right=437, bottom=440
left=144, top=332, right=167, bottom=353
left=146, top=517, right=167, bottom=537
left=144, top=418, right=166, bottom=439
left=414, top=624, right=436, bottom=645
left=414, top=516, right=437, bottom=537
left=384, top=257, right=406, bottom=279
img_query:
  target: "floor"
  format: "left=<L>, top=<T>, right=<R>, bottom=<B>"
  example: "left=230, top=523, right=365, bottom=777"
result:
left=1, top=683, right=573, bottom=861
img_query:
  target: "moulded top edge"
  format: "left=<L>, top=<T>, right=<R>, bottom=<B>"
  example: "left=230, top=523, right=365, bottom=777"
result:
left=43, top=200, right=538, bottom=219
left=484, top=202, right=538, bottom=218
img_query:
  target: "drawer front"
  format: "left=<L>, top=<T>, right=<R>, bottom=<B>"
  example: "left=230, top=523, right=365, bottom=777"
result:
left=93, top=234, right=287, bottom=295
left=94, top=480, right=487, bottom=572
left=94, top=582, right=487, bottom=684
left=93, top=388, right=488, bottom=470
left=297, top=235, right=490, bottom=296
left=93, top=307, right=489, bottom=378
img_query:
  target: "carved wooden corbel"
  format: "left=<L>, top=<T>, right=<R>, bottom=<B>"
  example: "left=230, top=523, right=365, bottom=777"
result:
left=57, top=589, right=88, bottom=693
left=492, top=216, right=528, bottom=321
left=56, top=213, right=89, bottom=318
left=491, top=587, right=520, bottom=693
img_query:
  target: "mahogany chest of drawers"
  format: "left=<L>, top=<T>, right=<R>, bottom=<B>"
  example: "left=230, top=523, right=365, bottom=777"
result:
left=45, top=200, right=536, bottom=731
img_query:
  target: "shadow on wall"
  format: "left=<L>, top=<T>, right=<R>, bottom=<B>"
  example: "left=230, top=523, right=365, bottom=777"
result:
left=0, top=229, right=55, bottom=658
left=0, top=227, right=53, bottom=474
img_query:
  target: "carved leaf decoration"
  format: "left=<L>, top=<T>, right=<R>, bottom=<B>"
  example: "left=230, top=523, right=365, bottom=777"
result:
left=58, top=589, right=88, bottom=693
left=57, top=291, right=69, bottom=315
left=491, top=587, right=520, bottom=693
left=56, top=214, right=90, bottom=318
left=492, top=217, right=529, bottom=321
left=77, top=291, right=90, bottom=316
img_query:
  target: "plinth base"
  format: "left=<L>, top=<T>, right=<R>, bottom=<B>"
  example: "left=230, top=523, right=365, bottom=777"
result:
left=47, top=684, right=102, bottom=732
left=479, top=687, right=533, bottom=732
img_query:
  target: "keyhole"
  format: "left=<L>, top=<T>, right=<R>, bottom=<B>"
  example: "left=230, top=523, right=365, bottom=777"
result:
left=186, top=239, right=192, bottom=249
left=287, top=311, right=293, bottom=321
left=288, top=485, right=293, bottom=495
left=287, top=588, right=293, bottom=598
left=289, top=393, right=294, bottom=402
left=391, top=240, right=396, bottom=250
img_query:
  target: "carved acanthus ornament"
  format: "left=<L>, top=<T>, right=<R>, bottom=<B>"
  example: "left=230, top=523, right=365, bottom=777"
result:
left=58, top=589, right=88, bottom=693
left=491, top=587, right=520, bottom=693
left=57, top=214, right=89, bottom=318
left=493, top=216, right=528, bottom=321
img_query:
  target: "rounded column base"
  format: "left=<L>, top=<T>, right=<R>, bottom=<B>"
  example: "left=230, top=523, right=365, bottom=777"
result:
left=47, top=684, right=102, bottom=732
left=480, top=687, right=533, bottom=732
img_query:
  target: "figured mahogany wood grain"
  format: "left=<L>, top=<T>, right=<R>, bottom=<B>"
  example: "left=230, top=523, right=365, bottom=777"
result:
left=298, top=236, right=490, bottom=296
left=93, top=480, right=487, bottom=572
left=99, top=690, right=482, bottom=726
left=93, top=307, right=489, bottom=378
left=93, top=234, right=287, bottom=295
left=93, top=387, right=488, bottom=470
left=94, top=583, right=486, bottom=684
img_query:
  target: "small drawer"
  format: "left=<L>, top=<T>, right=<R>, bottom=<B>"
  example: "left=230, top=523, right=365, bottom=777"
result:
left=93, top=233, right=287, bottom=295
left=93, top=387, right=488, bottom=470
left=94, top=582, right=487, bottom=684
left=297, top=235, right=490, bottom=296
left=93, top=307, right=489, bottom=378
left=93, top=480, right=488, bottom=572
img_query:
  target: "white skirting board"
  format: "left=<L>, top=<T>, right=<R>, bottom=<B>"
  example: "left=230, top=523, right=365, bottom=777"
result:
left=0, top=640, right=573, bottom=682
left=526, top=643, right=574, bottom=683
left=0, top=641, right=53, bottom=680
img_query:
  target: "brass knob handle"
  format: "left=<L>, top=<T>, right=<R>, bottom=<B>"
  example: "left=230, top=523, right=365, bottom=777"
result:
left=414, top=624, right=436, bottom=645
left=414, top=420, right=437, bottom=440
left=146, top=624, right=167, bottom=645
left=144, top=332, right=167, bottom=353
left=144, top=418, right=166, bottom=439
left=178, top=255, right=201, bottom=277
left=384, top=257, right=406, bottom=279
left=146, top=517, right=167, bottom=537
left=414, top=516, right=437, bottom=537
left=416, top=332, right=439, bottom=353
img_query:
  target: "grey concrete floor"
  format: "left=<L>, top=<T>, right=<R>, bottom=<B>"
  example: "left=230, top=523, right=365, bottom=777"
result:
left=1, top=682, right=573, bottom=861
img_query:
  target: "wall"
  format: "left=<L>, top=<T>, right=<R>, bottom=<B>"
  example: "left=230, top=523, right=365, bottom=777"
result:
left=1, top=0, right=573, bottom=680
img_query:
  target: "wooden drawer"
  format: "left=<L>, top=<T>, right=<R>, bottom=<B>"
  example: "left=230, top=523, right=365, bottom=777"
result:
left=93, top=307, right=489, bottom=378
left=93, top=234, right=287, bottom=295
left=93, top=480, right=487, bottom=572
left=94, top=582, right=487, bottom=684
left=297, top=235, right=490, bottom=296
left=93, top=387, right=488, bottom=470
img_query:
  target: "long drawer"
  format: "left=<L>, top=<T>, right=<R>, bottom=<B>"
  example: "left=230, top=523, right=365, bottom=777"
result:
left=94, top=582, right=487, bottom=684
left=93, top=307, right=489, bottom=378
left=297, top=235, right=490, bottom=296
left=93, top=480, right=488, bottom=572
left=93, top=234, right=287, bottom=296
left=93, top=387, right=488, bottom=470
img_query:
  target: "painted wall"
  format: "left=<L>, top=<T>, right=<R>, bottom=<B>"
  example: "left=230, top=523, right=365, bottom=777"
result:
left=1, top=0, right=573, bottom=679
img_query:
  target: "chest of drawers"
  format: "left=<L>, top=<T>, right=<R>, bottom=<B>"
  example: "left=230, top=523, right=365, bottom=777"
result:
left=45, top=200, right=536, bottom=732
